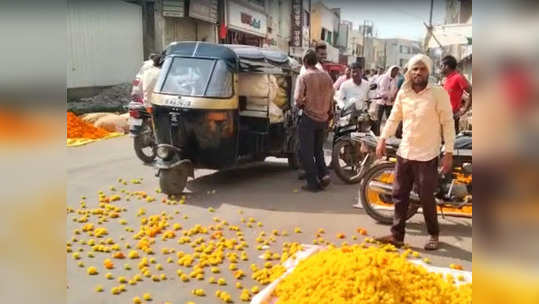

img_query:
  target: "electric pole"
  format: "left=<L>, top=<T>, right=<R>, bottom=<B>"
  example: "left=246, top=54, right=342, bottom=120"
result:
left=429, top=0, right=434, bottom=27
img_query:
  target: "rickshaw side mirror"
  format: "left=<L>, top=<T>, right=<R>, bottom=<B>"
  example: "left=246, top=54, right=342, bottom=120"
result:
left=239, top=96, right=247, bottom=111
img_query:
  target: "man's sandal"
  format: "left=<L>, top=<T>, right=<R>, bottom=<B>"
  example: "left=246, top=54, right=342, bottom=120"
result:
left=375, top=235, right=404, bottom=248
left=424, top=238, right=439, bottom=251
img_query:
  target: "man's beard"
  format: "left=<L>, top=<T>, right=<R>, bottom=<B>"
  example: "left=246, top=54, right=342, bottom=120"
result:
left=412, top=76, right=428, bottom=87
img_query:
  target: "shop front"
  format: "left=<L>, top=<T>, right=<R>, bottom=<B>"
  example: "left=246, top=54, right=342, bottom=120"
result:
left=226, top=1, right=267, bottom=47
left=157, top=0, right=219, bottom=50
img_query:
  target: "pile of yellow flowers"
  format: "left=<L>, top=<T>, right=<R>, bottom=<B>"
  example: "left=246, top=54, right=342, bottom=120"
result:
left=273, top=245, right=472, bottom=304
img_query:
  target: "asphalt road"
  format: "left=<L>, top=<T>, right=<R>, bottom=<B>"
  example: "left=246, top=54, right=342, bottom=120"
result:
left=67, top=136, right=472, bottom=304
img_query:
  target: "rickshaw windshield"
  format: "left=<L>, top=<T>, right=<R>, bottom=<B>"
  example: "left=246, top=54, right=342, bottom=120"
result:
left=161, top=57, right=233, bottom=98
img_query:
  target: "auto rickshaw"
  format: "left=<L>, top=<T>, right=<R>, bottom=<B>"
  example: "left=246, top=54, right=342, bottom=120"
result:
left=150, top=42, right=301, bottom=195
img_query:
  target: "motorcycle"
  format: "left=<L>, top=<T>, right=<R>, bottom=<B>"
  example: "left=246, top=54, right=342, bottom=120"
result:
left=127, top=101, right=156, bottom=164
left=358, top=131, right=472, bottom=224
left=331, top=91, right=380, bottom=183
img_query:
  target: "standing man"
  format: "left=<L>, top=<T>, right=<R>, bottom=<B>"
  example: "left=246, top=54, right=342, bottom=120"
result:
left=297, top=41, right=330, bottom=181
left=333, top=66, right=351, bottom=91
left=294, top=49, right=335, bottom=192
left=369, top=69, right=379, bottom=83
left=375, top=54, right=455, bottom=251
left=336, top=62, right=370, bottom=111
left=141, top=54, right=163, bottom=107
left=373, top=66, right=400, bottom=135
left=364, top=69, right=371, bottom=80
left=300, top=42, right=327, bottom=75
left=441, top=55, right=472, bottom=133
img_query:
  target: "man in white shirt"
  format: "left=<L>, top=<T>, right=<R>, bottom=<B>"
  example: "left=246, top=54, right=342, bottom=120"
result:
left=336, top=62, right=370, bottom=111
left=141, top=55, right=163, bottom=106
left=373, top=65, right=400, bottom=135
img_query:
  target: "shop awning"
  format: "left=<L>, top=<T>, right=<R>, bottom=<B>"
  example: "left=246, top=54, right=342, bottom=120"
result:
left=425, top=23, right=472, bottom=49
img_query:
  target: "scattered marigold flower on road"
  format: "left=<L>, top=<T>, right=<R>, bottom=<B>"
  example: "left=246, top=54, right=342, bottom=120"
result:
left=87, top=266, right=98, bottom=275
left=103, top=259, right=114, bottom=269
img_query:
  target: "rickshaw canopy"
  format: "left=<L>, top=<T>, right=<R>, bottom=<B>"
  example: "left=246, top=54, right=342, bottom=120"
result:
left=164, top=42, right=240, bottom=72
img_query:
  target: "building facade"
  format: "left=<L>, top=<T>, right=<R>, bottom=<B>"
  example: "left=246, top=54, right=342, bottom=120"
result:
left=289, top=0, right=312, bottom=59
left=310, top=1, right=341, bottom=62
left=337, top=20, right=353, bottom=64
left=445, top=0, right=472, bottom=81
left=67, top=0, right=143, bottom=89
left=362, top=37, right=386, bottom=70
left=153, top=0, right=219, bottom=52
left=383, top=38, right=422, bottom=68
left=349, top=28, right=363, bottom=59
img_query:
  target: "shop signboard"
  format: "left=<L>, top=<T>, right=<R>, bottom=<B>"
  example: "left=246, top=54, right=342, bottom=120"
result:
left=228, top=1, right=267, bottom=37
left=291, top=0, right=303, bottom=47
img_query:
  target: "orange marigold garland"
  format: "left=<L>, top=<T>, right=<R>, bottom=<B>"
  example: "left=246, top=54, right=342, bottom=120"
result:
left=67, top=112, right=109, bottom=139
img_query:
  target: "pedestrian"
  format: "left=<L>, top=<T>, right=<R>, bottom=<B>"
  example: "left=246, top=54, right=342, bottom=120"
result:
left=375, top=54, right=455, bottom=251
left=300, top=41, right=327, bottom=75
left=393, top=66, right=407, bottom=139
left=373, top=65, right=400, bottom=136
left=141, top=54, right=163, bottom=107
left=396, top=66, right=407, bottom=91
left=294, top=49, right=335, bottom=192
left=333, top=65, right=351, bottom=91
left=363, top=69, right=371, bottom=81
left=440, top=55, right=472, bottom=133
left=297, top=41, right=330, bottom=181
left=369, top=69, right=379, bottom=83
left=336, top=62, right=370, bottom=111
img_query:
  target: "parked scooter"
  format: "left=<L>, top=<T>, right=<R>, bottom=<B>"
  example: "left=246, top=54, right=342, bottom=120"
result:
left=331, top=82, right=380, bottom=184
left=128, top=101, right=156, bottom=163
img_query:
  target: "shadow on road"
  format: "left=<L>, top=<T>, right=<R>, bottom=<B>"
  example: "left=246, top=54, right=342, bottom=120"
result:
left=406, top=219, right=472, bottom=238
left=405, top=221, right=473, bottom=262
left=408, top=241, right=473, bottom=263
left=183, top=160, right=365, bottom=215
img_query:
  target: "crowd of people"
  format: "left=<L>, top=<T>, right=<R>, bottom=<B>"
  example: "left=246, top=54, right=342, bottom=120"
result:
left=294, top=43, right=472, bottom=250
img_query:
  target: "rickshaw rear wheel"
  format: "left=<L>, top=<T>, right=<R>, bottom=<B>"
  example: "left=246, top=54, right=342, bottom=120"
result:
left=159, top=167, right=188, bottom=195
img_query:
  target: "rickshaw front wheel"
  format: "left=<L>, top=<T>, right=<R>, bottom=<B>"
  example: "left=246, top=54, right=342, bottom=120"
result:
left=159, top=167, right=188, bottom=195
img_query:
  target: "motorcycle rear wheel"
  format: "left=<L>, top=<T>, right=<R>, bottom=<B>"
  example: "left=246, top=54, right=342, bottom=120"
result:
left=332, top=139, right=365, bottom=184
left=359, top=162, right=419, bottom=225
left=133, top=123, right=156, bottom=164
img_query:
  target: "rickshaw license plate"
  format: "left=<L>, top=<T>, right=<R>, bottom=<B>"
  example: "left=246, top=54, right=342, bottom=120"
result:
left=164, top=98, right=190, bottom=107
left=129, top=118, right=143, bottom=126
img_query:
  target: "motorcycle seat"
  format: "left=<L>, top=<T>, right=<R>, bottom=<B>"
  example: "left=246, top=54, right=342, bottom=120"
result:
left=454, top=135, right=472, bottom=150
left=386, top=137, right=401, bottom=148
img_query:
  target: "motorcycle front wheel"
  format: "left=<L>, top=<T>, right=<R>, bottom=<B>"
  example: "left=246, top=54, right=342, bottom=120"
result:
left=359, top=162, right=419, bottom=224
left=133, top=123, right=156, bottom=164
left=332, top=138, right=366, bottom=184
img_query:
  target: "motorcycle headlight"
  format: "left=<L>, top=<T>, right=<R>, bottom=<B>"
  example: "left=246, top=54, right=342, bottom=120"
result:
left=157, top=146, right=171, bottom=159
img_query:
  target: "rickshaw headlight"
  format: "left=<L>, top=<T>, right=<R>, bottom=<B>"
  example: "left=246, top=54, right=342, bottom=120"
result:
left=157, top=146, right=171, bottom=159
